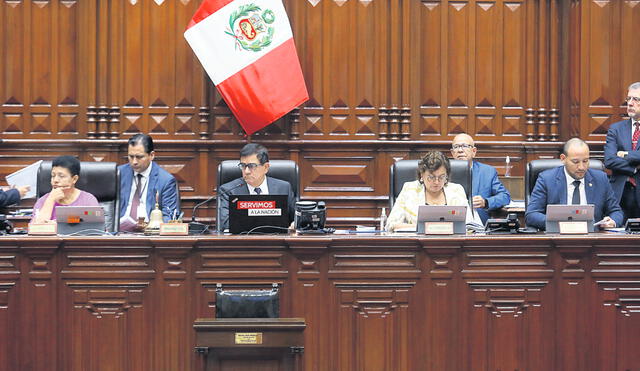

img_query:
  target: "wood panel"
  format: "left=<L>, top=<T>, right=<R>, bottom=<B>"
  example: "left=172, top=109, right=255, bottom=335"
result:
left=0, top=0, right=635, bottom=226
left=1, top=234, right=640, bottom=370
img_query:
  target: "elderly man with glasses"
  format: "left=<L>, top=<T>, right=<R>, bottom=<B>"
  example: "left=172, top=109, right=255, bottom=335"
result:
left=450, top=133, right=511, bottom=225
left=217, top=143, right=295, bottom=231
left=604, top=81, right=640, bottom=220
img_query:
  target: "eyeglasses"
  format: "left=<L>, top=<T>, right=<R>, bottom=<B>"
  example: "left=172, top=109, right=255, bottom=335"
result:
left=424, top=175, right=448, bottom=183
left=626, top=96, right=640, bottom=104
left=452, top=143, right=474, bottom=150
left=238, top=162, right=262, bottom=171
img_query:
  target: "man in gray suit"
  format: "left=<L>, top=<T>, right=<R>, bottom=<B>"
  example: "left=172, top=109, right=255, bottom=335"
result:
left=218, top=143, right=295, bottom=231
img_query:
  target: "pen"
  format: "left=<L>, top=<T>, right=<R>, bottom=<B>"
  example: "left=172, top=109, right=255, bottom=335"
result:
left=172, top=209, right=177, bottom=221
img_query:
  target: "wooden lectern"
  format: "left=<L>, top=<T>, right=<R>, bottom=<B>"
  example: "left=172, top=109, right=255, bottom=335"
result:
left=194, top=318, right=306, bottom=371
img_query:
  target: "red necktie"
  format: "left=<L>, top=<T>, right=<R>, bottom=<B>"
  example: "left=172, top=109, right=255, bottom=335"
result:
left=631, top=123, right=639, bottom=186
left=129, top=174, right=143, bottom=220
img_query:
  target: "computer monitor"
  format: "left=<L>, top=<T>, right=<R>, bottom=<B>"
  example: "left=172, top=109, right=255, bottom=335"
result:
left=228, top=194, right=289, bottom=234
left=545, top=204, right=595, bottom=233
left=56, top=206, right=106, bottom=235
left=416, top=205, right=467, bottom=234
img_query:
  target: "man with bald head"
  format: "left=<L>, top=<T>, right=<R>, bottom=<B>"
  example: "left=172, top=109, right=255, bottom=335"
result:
left=450, top=133, right=511, bottom=224
left=526, top=138, right=623, bottom=230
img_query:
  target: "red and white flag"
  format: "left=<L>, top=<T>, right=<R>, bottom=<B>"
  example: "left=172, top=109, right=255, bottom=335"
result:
left=185, top=0, right=308, bottom=136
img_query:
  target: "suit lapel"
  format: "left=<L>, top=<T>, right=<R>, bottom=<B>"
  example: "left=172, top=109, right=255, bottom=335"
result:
left=584, top=170, right=595, bottom=204
left=556, top=168, right=567, bottom=204
left=624, top=119, right=634, bottom=151
left=471, top=162, right=479, bottom=195
left=146, top=163, right=159, bottom=214
left=121, top=166, right=134, bottom=214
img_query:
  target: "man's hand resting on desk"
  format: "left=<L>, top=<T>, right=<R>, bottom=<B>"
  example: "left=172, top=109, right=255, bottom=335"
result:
left=472, top=195, right=486, bottom=209
left=595, top=216, right=616, bottom=229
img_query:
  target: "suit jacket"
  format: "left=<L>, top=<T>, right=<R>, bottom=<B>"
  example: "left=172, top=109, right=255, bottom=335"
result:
left=604, top=119, right=640, bottom=203
left=218, top=176, right=296, bottom=231
left=0, top=188, right=20, bottom=208
left=525, top=166, right=624, bottom=230
left=118, top=162, right=178, bottom=222
left=472, top=161, right=511, bottom=224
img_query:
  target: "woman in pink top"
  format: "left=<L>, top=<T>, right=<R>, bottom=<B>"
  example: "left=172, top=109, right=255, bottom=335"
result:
left=32, top=156, right=99, bottom=222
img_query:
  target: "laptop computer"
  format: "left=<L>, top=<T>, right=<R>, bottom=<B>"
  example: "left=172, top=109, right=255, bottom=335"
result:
left=545, top=204, right=595, bottom=233
left=416, top=205, right=467, bottom=234
left=228, top=194, right=289, bottom=234
left=56, top=206, right=106, bottom=235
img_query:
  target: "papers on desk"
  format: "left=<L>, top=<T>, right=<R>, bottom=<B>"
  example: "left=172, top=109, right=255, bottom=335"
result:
left=5, top=160, right=41, bottom=199
left=505, top=200, right=525, bottom=209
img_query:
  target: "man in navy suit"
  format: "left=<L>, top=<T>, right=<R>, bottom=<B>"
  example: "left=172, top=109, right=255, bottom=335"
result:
left=119, top=134, right=178, bottom=230
left=218, top=143, right=295, bottom=231
left=604, top=81, right=640, bottom=220
left=526, top=138, right=623, bottom=230
left=451, top=133, right=511, bottom=224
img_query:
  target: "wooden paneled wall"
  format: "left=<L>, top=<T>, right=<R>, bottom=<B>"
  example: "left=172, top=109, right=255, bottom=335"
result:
left=0, top=0, right=636, bottom=226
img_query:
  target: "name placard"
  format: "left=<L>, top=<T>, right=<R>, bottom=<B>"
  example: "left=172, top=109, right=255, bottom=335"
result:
left=558, top=221, right=588, bottom=234
left=424, top=222, right=454, bottom=235
left=234, top=332, right=263, bottom=345
left=159, top=223, right=189, bottom=236
left=28, top=223, right=57, bottom=236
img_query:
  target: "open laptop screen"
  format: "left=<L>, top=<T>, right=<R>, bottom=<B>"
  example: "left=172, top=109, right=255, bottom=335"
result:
left=56, top=206, right=106, bottom=235
left=416, top=205, right=467, bottom=234
left=545, top=204, right=595, bottom=233
left=228, top=194, right=289, bottom=234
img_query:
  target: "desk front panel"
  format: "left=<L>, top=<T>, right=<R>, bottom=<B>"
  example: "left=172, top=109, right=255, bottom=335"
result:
left=0, top=234, right=637, bottom=371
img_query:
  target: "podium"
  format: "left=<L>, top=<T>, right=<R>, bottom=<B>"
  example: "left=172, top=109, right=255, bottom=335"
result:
left=194, top=318, right=306, bottom=371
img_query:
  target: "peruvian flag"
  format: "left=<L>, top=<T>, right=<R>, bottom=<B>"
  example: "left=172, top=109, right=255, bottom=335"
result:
left=184, top=0, right=308, bottom=136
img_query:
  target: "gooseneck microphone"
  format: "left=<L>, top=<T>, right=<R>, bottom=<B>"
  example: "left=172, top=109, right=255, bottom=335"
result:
left=189, top=181, right=245, bottom=234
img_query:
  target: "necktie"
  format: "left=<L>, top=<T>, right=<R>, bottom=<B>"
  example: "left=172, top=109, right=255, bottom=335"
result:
left=571, top=180, right=581, bottom=205
left=633, top=122, right=640, bottom=151
left=129, top=174, right=143, bottom=220
left=254, top=187, right=262, bottom=195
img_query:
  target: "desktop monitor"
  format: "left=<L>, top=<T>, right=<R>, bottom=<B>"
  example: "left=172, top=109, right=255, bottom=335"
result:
left=228, top=194, right=289, bottom=234
left=416, top=205, right=467, bottom=234
left=545, top=204, right=595, bottom=233
left=56, top=206, right=106, bottom=235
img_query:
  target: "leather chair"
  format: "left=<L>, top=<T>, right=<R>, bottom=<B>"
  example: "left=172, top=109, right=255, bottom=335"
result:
left=216, top=159, right=299, bottom=232
left=525, top=159, right=605, bottom=206
left=389, top=159, right=472, bottom=209
left=36, top=161, right=120, bottom=232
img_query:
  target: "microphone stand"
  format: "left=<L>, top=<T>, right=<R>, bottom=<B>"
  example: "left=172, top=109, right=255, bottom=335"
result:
left=189, top=181, right=245, bottom=234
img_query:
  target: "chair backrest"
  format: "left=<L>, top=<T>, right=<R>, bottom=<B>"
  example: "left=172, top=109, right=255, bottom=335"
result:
left=36, top=161, right=120, bottom=232
left=525, top=158, right=605, bottom=206
left=216, top=159, right=299, bottom=231
left=389, top=159, right=472, bottom=209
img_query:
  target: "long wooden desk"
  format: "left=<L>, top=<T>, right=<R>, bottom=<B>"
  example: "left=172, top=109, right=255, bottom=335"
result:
left=0, top=233, right=638, bottom=371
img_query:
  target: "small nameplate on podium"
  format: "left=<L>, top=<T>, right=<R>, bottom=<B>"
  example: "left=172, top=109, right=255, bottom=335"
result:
left=558, top=221, right=588, bottom=234
left=235, top=332, right=263, bottom=345
left=28, top=223, right=57, bottom=236
left=423, top=222, right=454, bottom=235
left=159, top=223, right=189, bottom=236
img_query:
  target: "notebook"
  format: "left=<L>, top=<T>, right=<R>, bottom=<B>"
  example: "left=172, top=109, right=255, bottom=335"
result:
left=228, top=194, right=289, bottom=234
left=56, top=206, right=106, bottom=235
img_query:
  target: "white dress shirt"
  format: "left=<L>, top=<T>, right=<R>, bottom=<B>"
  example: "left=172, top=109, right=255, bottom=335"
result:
left=247, top=178, right=269, bottom=195
left=564, top=167, right=587, bottom=205
left=123, top=163, right=153, bottom=222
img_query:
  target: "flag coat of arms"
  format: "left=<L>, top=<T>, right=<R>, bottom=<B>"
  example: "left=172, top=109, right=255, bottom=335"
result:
left=185, top=0, right=309, bottom=136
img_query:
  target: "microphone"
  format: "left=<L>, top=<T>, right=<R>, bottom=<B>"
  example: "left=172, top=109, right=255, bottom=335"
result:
left=189, top=181, right=245, bottom=234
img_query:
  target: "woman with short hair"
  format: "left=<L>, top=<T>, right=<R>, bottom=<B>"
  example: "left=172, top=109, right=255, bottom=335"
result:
left=386, top=151, right=479, bottom=232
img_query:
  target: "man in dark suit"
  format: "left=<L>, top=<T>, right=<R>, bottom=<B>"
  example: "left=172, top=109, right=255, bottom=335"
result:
left=526, top=138, right=623, bottom=230
left=119, top=134, right=178, bottom=229
left=451, top=133, right=511, bottom=224
left=218, top=143, right=295, bottom=231
left=604, top=81, right=640, bottom=220
left=0, top=185, right=29, bottom=208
